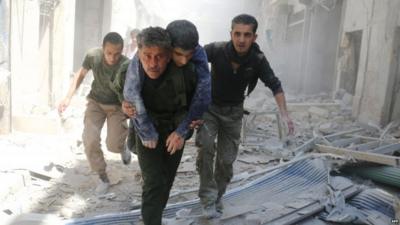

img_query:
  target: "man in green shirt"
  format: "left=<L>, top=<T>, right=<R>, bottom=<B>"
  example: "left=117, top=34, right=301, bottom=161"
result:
left=58, top=32, right=131, bottom=194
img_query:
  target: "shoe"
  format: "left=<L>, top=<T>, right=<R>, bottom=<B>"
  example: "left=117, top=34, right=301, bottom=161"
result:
left=202, top=203, right=219, bottom=219
left=121, top=145, right=132, bottom=165
left=216, top=199, right=224, bottom=215
left=95, top=180, right=110, bottom=195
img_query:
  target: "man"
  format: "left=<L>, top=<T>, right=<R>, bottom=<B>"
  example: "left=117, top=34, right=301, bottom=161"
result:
left=58, top=32, right=131, bottom=194
left=124, top=28, right=140, bottom=59
left=122, top=27, right=198, bottom=225
left=121, top=20, right=210, bottom=150
left=196, top=14, right=294, bottom=218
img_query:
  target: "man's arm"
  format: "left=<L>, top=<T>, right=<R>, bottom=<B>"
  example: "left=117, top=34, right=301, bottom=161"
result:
left=258, top=56, right=294, bottom=135
left=123, top=54, right=159, bottom=147
left=274, top=92, right=294, bottom=135
left=58, top=67, right=88, bottom=114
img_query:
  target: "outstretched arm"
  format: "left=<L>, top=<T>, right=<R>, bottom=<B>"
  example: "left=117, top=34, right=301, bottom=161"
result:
left=58, top=67, right=88, bottom=114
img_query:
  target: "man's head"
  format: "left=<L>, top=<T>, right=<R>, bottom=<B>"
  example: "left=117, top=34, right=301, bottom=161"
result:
left=102, top=32, right=124, bottom=66
left=230, top=14, right=258, bottom=56
left=166, top=20, right=199, bottom=67
left=137, top=27, right=172, bottom=79
left=130, top=28, right=141, bottom=42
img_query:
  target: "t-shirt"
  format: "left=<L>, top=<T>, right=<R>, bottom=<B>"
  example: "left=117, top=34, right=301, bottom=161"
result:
left=82, top=47, right=129, bottom=104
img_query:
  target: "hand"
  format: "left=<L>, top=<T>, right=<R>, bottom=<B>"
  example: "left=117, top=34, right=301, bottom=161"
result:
left=58, top=97, right=71, bottom=115
left=282, top=115, right=294, bottom=135
left=122, top=100, right=137, bottom=118
left=166, top=132, right=184, bottom=155
left=142, top=140, right=157, bottom=149
left=189, top=120, right=204, bottom=129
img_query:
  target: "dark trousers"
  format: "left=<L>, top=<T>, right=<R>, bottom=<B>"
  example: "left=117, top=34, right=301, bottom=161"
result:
left=136, top=130, right=184, bottom=225
left=196, top=103, right=243, bottom=206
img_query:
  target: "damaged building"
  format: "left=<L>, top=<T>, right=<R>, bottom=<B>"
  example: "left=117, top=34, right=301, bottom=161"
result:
left=0, top=0, right=400, bottom=225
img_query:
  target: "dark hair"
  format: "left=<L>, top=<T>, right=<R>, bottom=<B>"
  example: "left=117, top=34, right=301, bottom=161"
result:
left=166, top=20, right=199, bottom=50
left=231, top=14, right=258, bottom=33
left=102, top=32, right=124, bottom=47
left=137, top=27, right=172, bottom=50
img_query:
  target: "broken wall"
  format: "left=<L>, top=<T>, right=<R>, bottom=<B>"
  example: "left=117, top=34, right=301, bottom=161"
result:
left=341, top=0, right=400, bottom=125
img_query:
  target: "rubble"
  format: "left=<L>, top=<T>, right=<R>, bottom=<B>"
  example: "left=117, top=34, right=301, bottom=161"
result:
left=1, top=93, right=399, bottom=224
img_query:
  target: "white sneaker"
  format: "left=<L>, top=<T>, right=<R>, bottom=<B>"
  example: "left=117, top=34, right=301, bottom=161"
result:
left=95, top=181, right=110, bottom=195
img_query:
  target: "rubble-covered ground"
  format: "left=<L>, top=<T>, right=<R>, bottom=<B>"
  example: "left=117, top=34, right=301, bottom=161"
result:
left=1, top=87, right=399, bottom=222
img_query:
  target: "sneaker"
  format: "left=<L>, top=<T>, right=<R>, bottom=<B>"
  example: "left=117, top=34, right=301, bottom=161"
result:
left=202, top=203, right=218, bottom=219
left=121, top=145, right=132, bottom=165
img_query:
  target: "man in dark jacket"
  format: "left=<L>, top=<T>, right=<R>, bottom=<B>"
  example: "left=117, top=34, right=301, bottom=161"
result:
left=196, top=14, right=294, bottom=218
left=122, top=26, right=198, bottom=225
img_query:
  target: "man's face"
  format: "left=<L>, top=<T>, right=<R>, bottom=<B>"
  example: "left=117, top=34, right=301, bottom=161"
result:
left=230, top=23, right=257, bottom=56
left=103, top=42, right=123, bottom=66
left=172, top=47, right=194, bottom=67
left=139, top=46, right=171, bottom=79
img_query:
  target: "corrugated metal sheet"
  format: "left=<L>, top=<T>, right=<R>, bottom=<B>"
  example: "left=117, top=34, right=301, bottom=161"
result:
left=65, top=157, right=361, bottom=225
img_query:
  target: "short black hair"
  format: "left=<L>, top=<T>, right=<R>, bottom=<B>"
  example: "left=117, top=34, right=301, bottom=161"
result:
left=231, top=14, right=258, bottom=33
left=103, top=32, right=124, bottom=47
left=166, top=20, right=199, bottom=50
left=137, top=27, right=172, bottom=50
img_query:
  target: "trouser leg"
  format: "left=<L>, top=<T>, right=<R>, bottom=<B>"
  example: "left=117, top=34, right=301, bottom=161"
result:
left=82, top=99, right=107, bottom=176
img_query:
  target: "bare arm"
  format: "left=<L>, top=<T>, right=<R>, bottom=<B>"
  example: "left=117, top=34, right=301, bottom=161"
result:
left=58, top=67, right=89, bottom=114
left=274, top=92, right=294, bottom=135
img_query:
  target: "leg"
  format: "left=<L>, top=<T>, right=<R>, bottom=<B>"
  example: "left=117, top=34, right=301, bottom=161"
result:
left=214, top=105, right=243, bottom=209
left=196, top=109, right=219, bottom=207
left=82, top=99, right=107, bottom=176
left=104, top=104, right=130, bottom=164
left=137, top=135, right=168, bottom=225
left=104, top=104, right=128, bottom=153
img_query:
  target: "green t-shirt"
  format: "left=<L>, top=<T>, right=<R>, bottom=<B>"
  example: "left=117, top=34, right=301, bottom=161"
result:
left=82, top=47, right=129, bottom=104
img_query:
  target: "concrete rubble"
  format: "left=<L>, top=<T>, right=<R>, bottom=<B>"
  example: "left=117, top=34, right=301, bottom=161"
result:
left=1, top=93, right=399, bottom=225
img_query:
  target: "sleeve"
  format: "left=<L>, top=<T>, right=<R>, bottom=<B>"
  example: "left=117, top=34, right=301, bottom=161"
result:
left=175, top=45, right=211, bottom=138
left=81, top=52, right=93, bottom=70
left=204, top=43, right=214, bottom=63
left=111, top=60, right=130, bottom=103
left=258, top=56, right=283, bottom=95
left=123, top=54, right=159, bottom=142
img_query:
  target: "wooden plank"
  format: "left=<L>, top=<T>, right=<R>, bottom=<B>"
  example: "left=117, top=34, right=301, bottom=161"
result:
left=315, top=144, right=400, bottom=167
